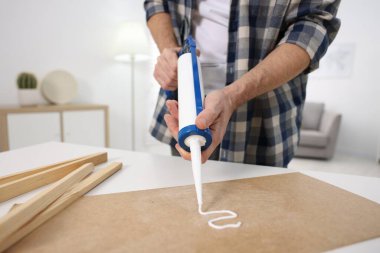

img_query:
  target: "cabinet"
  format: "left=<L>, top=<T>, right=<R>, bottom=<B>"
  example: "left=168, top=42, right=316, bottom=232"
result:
left=378, top=138, right=380, bottom=163
left=0, top=104, right=109, bottom=151
left=63, top=110, right=105, bottom=147
left=7, top=112, right=61, bottom=149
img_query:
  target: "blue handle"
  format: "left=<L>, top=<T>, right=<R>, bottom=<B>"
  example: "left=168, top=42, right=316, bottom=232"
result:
left=165, top=90, right=175, bottom=99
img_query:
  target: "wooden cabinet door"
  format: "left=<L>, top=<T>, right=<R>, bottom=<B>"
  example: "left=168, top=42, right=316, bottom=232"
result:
left=63, top=110, right=105, bottom=147
left=7, top=112, right=61, bottom=150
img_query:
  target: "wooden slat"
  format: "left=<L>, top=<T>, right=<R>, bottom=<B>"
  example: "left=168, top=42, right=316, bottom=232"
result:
left=0, top=153, right=94, bottom=185
left=0, top=112, right=9, bottom=152
left=0, top=162, right=122, bottom=252
left=0, top=163, right=94, bottom=242
left=0, top=152, right=107, bottom=203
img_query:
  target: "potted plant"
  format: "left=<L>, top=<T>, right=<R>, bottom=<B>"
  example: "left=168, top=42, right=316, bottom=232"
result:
left=17, top=72, right=44, bottom=106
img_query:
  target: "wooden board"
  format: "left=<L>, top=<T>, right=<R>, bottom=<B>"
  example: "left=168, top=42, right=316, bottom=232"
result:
left=6, top=173, right=380, bottom=253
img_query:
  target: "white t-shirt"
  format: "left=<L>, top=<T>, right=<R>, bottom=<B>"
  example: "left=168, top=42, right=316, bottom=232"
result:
left=192, top=0, right=230, bottom=94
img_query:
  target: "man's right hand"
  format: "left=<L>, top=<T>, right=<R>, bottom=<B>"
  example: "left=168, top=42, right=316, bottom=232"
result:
left=154, top=47, right=181, bottom=91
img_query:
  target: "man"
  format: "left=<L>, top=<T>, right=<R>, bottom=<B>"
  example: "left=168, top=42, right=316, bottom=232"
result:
left=144, top=0, right=341, bottom=167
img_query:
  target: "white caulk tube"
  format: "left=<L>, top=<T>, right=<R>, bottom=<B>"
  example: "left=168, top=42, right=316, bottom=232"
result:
left=177, top=36, right=212, bottom=208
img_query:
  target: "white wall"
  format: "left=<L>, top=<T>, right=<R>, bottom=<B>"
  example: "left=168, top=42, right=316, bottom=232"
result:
left=0, top=0, right=159, bottom=151
left=306, top=0, right=380, bottom=160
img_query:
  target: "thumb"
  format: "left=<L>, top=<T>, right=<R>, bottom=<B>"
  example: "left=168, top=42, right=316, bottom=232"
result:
left=174, top=47, right=182, bottom=53
left=195, top=107, right=219, bottom=130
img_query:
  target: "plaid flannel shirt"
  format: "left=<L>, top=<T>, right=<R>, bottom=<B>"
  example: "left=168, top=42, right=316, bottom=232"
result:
left=144, top=0, right=340, bottom=167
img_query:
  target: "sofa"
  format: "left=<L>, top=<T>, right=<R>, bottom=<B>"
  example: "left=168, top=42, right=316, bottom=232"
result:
left=295, top=102, right=342, bottom=159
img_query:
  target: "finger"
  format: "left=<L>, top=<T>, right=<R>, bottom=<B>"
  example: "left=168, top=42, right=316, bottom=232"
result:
left=161, top=48, right=180, bottom=78
left=195, top=106, right=220, bottom=130
left=201, top=143, right=218, bottom=164
left=166, top=49, right=180, bottom=71
left=155, top=64, right=171, bottom=85
left=195, top=94, right=223, bottom=129
left=166, top=100, right=178, bottom=120
left=175, top=144, right=191, bottom=161
left=159, top=56, right=177, bottom=84
left=174, top=47, right=182, bottom=53
left=154, top=64, right=176, bottom=90
left=164, top=114, right=179, bottom=141
left=153, top=63, right=168, bottom=84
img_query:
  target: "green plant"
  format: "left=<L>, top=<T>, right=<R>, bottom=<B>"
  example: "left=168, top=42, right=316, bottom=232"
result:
left=17, top=72, right=37, bottom=89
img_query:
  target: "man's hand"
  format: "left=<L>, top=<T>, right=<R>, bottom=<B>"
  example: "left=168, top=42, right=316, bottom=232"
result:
left=164, top=89, right=235, bottom=163
left=154, top=47, right=181, bottom=91
left=153, top=47, right=200, bottom=91
left=147, top=12, right=180, bottom=90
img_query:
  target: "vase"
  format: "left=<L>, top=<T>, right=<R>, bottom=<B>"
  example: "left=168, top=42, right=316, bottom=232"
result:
left=18, top=89, right=47, bottom=107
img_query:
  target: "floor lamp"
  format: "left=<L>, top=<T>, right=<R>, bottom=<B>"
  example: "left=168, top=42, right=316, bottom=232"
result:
left=114, top=21, right=149, bottom=151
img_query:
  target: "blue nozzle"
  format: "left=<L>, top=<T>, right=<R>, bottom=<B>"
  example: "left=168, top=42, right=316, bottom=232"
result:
left=178, top=125, right=212, bottom=152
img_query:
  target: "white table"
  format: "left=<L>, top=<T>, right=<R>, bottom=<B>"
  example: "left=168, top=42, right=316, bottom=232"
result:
left=1, top=142, right=379, bottom=252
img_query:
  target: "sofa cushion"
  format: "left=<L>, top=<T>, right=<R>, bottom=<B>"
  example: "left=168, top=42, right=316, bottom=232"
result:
left=299, top=130, right=328, bottom=148
left=302, top=102, right=325, bottom=130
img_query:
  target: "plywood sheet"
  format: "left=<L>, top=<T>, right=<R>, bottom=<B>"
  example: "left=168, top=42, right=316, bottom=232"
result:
left=7, top=173, right=380, bottom=253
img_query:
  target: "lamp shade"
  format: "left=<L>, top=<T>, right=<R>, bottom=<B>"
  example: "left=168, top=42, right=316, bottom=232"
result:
left=114, top=21, right=150, bottom=61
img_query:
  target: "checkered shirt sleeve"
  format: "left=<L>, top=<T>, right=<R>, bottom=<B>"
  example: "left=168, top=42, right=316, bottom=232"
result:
left=278, top=0, right=341, bottom=72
